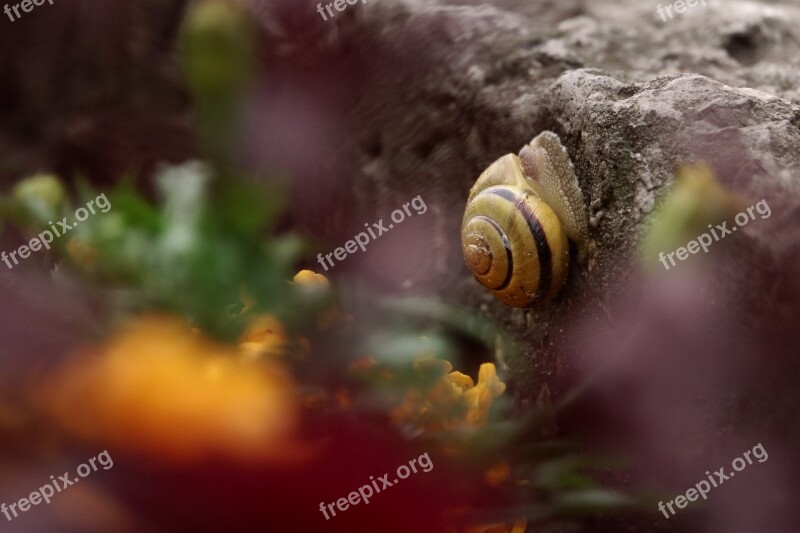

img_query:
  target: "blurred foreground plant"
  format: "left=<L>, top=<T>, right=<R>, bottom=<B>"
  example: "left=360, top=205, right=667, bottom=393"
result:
left=641, top=164, right=742, bottom=270
left=37, top=315, right=301, bottom=463
left=0, top=0, right=644, bottom=529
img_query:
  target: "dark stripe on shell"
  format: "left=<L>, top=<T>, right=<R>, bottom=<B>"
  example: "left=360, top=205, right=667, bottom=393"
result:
left=473, top=215, right=513, bottom=290
left=478, top=187, right=552, bottom=300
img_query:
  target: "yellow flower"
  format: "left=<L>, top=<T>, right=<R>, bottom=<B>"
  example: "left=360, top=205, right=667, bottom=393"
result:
left=36, top=315, right=299, bottom=463
left=234, top=269, right=324, bottom=359
left=236, top=270, right=341, bottom=360
left=292, top=269, right=330, bottom=289
left=66, top=237, right=98, bottom=271
left=446, top=370, right=474, bottom=391
left=464, top=363, right=506, bottom=426
left=392, top=361, right=506, bottom=432
left=238, top=314, right=287, bottom=359
left=292, top=269, right=351, bottom=330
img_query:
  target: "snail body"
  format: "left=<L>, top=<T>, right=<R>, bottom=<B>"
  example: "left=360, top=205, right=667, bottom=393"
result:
left=461, top=131, right=589, bottom=308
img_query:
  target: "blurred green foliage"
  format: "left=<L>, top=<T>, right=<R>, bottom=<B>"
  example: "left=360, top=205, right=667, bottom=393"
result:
left=0, top=0, right=318, bottom=340
left=0, top=162, right=320, bottom=341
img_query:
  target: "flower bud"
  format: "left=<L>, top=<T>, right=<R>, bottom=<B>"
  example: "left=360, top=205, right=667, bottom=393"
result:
left=180, top=0, right=255, bottom=101
left=11, top=173, right=66, bottom=224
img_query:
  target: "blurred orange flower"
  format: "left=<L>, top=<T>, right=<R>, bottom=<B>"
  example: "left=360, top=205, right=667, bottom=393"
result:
left=36, top=315, right=299, bottom=463
left=465, top=519, right=528, bottom=533
left=446, top=506, right=527, bottom=533
left=484, top=461, right=512, bottom=487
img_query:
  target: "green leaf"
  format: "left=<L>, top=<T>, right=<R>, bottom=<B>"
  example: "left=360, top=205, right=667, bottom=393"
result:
left=551, top=489, right=638, bottom=515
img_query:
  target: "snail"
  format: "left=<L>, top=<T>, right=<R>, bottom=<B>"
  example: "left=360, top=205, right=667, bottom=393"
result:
left=461, top=131, right=590, bottom=307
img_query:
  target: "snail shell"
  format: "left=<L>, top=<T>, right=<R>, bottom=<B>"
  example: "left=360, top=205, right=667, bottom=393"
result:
left=461, top=132, right=588, bottom=308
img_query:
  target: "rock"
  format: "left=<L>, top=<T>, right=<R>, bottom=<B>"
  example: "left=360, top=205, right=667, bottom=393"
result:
left=245, top=0, right=800, bottom=382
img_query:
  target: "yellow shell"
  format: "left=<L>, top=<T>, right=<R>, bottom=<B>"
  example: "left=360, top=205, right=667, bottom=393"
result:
left=461, top=153, right=570, bottom=307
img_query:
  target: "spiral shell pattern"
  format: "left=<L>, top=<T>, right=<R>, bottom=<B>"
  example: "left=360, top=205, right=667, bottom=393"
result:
left=461, top=158, right=570, bottom=307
